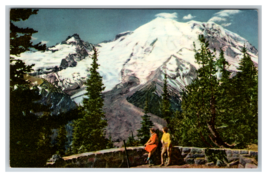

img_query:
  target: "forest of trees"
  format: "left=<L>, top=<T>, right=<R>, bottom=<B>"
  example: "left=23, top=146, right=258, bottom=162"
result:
left=169, top=35, right=258, bottom=149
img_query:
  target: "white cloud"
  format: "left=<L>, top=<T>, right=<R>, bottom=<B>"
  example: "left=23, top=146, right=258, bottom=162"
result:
left=221, top=23, right=232, bottom=27
left=215, top=10, right=241, bottom=17
left=207, top=10, right=241, bottom=26
left=31, top=37, right=37, bottom=40
left=183, top=14, right=196, bottom=20
left=208, top=16, right=227, bottom=23
left=41, top=40, right=49, bottom=44
left=155, top=12, right=178, bottom=20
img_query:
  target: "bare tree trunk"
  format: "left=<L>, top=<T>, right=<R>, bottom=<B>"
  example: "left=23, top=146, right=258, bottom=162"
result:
left=206, top=122, right=235, bottom=148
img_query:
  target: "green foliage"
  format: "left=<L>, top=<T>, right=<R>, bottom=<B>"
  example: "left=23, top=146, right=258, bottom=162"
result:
left=175, top=35, right=258, bottom=149
left=10, top=86, right=51, bottom=167
left=126, top=131, right=140, bottom=146
left=160, top=72, right=172, bottom=124
left=55, top=125, right=67, bottom=156
left=10, top=9, right=46, bottom=56
left=228, top=46, right=258, bottom=147
left=205, top=149, right=228, bottom=165
left=9, top=9, right=50, bottom=167
left=106, top=136, right=114, bottom=149
left=170, top=110, right=183, bottom=145
left=137, top=98, right=154, bottom=145
left=179, top=35, right=219, bottom=148
left=9, top=9, right=79, bottom=167
left=71, top=47, right=108, bottom=153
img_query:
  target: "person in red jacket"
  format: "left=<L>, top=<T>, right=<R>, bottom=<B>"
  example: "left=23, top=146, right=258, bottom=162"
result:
left=144, top=128, right=158, bottom=165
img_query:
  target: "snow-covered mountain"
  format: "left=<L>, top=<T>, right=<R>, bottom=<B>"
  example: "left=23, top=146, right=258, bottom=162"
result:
left=14, top=17, right=258, bottom=145
left=15, top=34, right=93, bottom=94
left=16, top=17, right=258, bottom=100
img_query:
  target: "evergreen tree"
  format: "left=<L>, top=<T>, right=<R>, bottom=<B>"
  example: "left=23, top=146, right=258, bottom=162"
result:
left=126, top=131, right=140, bottom=146
left=160, top=72, right=173, bottom=132
left=9, top=9, right=58, bottom=167
left=106, top=135, right=114, bottom=149
left=10, top=9, right=46, bottom=90
left=215, top=49, right=239, bottom=146
left=55, top=125, right=67, bottom=156
left=182, top=35, right=236, bottom=148
left=71, top=47, right=108, bottom=153
left=229, top=46, right=258, bottom=147
left=170, top=110, right=183, bottom=145
left=137, top=98, right=154, bottom=145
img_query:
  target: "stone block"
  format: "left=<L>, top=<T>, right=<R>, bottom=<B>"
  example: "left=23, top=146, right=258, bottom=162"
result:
left=182, top=147, right=191, bottom=153
left=227, top=160, right=239, bottom=167
left=240, top=150, right=249, bottom=154
left=187, top=153, right=205, bottom=158
left=240, top=157, right=253, bottom=167
left=227, top=157, right=239, bottom=162
left=195, top=158, right=206, bottom=165
left=232, top=150, right=240, bottom=155
left=191, top=148, right=204, bottom=154
left=185, top=158, right=195, bottom=164
left=249, top=151, right=258, bottom=157
left=225, top=150, right=233, bottom=155
left=181, top=152, right=189, bottom=158
left=245, top=163, right=257, bottom=168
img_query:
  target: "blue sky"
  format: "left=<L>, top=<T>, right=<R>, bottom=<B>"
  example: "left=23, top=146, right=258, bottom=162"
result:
left=13, top=9, right=259, bottom=49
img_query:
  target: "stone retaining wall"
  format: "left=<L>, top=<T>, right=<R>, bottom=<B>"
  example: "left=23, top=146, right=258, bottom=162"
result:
left=47, top=146, right=258, bottom=168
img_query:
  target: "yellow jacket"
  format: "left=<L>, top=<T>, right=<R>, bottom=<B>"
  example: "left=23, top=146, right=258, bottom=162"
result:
left=161, top=132, right=171, bottom=147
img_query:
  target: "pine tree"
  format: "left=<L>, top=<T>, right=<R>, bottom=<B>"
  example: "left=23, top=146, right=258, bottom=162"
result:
left=137, top=98, right=154, bottom=145
left=230, top=45, right=258, bottom=147
left=55, top=125, right=67, bottom=156
left=182, top=35, right=237, bottom=148
left=106, top=135, right=114, bottom=149
left=215, top=49, right=239, bottom=146
left=10, top=9, right=46, bottom=90
left=126, top=131, right=139, bottom=146
left=170, top=110, right=183, bottom=145
left=71, top=47, right=108, bottom=153
left=9, top=9, right=59, bottom=167
left=160, top=72, right=172, bottom=128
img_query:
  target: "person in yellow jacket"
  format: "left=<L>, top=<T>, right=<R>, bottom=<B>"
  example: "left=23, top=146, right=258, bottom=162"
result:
left=160, top=127, right=172, bottom=166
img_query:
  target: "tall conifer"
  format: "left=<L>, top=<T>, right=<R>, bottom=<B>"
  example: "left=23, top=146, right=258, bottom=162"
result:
left=182, top=35, right=236, bottom=148
left=160, top=72, right=173, bottom=129
left=55, top=125, right=67, bottom=156
left=71, top=47, right=108, bottom=153
left=230, top=46, right=258, bottom=146
left=9, top=9, right=58, bottom=167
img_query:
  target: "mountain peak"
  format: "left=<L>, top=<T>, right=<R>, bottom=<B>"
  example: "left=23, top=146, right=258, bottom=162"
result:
left=62, top=33, right=82, bottom=45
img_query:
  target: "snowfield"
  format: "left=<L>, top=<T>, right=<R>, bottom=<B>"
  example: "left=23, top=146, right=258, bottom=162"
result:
left=14, top=17, right=258, bottom=105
